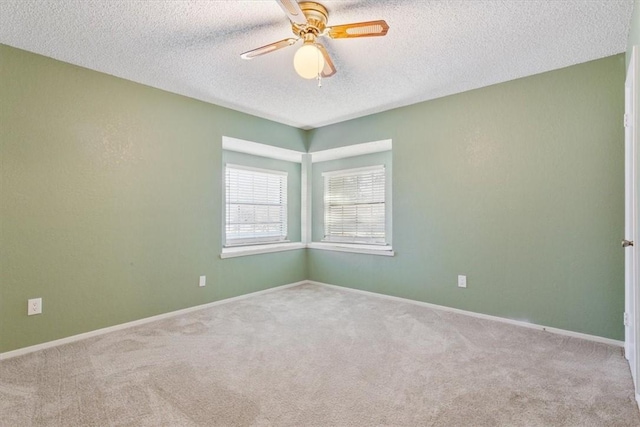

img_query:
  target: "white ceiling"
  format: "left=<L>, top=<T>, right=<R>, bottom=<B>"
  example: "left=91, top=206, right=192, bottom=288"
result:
left=0, top=1, right=634, bottom=129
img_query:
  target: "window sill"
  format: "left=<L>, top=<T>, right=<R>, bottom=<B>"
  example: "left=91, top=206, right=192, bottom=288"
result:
left=307, top=242, right=395, bottom=257
left=220, top=242, right=395, bottom=259
left=220, top=242, right=305, bottom=259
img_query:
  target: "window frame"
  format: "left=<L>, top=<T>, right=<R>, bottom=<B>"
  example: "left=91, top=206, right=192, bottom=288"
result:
left=219, top=136, right=394, bottom=258
left=322, top=165, right=388, bottom=246
left=224, top=163, right=289, bottom=248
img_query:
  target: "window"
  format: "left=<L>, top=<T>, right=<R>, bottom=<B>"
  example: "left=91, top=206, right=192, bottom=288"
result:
left=323, top=165, right=386, bottom=245
left=225, top=164, right=288, bottom=246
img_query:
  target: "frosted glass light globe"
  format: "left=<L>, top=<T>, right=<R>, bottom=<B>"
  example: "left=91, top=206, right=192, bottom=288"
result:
left=293, top=44, right=325, bottom=79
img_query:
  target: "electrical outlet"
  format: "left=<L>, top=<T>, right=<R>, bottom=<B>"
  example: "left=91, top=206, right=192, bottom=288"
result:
left=28, top=298, right=42, bottom=315
left=199, top=275, right=206, bottom=287
left=457, top=275, right=467, bottom=288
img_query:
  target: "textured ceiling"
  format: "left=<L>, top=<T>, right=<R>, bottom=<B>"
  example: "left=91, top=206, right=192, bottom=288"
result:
left=0, top=1, right=634, bottom=129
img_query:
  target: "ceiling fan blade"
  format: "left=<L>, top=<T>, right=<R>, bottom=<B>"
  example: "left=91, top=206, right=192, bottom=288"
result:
left=326, top=20, right=389, bottom=39
left=240, top=38, right=297, bottom=59
left=275, top=0, right=308, bottom=25
left=316, top=43, right=336, bottom=78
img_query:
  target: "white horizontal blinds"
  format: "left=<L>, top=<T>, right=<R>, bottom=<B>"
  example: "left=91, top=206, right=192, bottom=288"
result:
left=225, top=164, right=288, bottom=246
left=324, top=166, right=386, bottom=244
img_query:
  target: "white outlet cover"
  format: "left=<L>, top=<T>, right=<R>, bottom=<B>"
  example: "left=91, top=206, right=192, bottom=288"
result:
left=199, top=276, right=206, bottom=287
left=28, top=298, right=42, bottom=315
left=458, top=275, right=467, bottom=288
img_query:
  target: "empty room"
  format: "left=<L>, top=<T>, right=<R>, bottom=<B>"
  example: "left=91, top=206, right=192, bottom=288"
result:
left=2, top=0, right=640, bottom=425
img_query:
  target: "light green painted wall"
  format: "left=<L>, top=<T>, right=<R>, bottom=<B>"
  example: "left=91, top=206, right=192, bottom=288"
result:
left=0, top=45, right=307, bottom=353
left=222, top=151, right=302, bottom=243
left=311, top=151, right=392, bottom=244
left=307, top=55, right=626, bottom=340
left=0, top=44, right=627, bottom=352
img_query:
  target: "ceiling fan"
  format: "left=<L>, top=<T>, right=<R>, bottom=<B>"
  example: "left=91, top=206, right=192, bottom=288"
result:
left=241, top=0, right=389, bottom=81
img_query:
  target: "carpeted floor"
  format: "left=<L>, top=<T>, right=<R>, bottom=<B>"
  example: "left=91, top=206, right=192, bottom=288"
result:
left=1, top=283, right=639, bottom=426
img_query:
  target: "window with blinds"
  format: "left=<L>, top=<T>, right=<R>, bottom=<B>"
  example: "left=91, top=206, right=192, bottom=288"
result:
left=225, top=164, right=288, bottom=246
left=323, top=165, right=386, bottom=244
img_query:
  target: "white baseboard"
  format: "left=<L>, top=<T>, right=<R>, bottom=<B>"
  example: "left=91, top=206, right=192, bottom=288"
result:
left=2, top=279, right=623, bottom=360
left=0, top=281, right=306, bottom=360
left=306, top=280, right=624, bottom=347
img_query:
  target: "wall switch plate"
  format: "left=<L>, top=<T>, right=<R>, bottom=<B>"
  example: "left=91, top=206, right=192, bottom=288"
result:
left=199, top=275, right=206, bottom=287
left=28, top=298, right=42, bottom=315
left=458, top=275, right=467, bottom=288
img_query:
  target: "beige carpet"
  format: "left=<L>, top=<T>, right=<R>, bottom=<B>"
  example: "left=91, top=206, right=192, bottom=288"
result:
left=1, top=283, right=639, bottom=426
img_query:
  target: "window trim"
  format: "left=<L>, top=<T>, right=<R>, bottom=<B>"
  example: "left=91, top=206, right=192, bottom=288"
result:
left=307, top=242, right=394, bottom=257
left=220, top=137, right=394, bottom=259
left=220, top=242, right=392, bottom=259
left=223, top=136, right=304, bottom=163
left=225, top=163, right=288, bottom=176
left=220, top=242, right=305, bottom=259
left=321, top=164, right=385, bottom=177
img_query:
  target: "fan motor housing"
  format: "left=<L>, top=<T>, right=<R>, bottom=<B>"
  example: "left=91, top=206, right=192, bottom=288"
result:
left=292, top=2, right=328, bottom=37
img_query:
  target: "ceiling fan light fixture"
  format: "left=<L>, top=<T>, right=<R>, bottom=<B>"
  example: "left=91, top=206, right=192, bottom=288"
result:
left=240, top=1, right=389, bottom=80
left=293, top=42, right=325, bottom=79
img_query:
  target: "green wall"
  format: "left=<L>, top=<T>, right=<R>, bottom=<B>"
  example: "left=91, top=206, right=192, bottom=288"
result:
left=0, top=45, right=307, bottom=353
left=0, top=44, right=627, bottom=353
left=307, top=55, right=626, bottom=340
